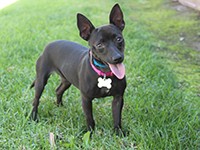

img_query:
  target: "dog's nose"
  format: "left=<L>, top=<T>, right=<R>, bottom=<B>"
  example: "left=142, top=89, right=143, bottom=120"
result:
left=112, top=55, right=123, bottom=63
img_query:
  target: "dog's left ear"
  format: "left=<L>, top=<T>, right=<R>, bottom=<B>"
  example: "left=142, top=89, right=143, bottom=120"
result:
left=77, top=13, right=95, bottom=41
left=109, top=4, right=125, bottom=31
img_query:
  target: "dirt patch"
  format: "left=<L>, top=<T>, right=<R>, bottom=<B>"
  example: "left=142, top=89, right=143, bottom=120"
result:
left=191, top=41, right=200, bottom=51
left=179, top=0, right=200, bottom=11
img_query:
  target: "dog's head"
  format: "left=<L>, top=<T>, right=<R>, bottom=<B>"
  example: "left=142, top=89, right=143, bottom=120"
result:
left=77, top=4, right=125, bottom=79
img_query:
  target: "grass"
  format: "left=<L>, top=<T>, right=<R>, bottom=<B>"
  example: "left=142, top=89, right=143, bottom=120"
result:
left=0, top=0, right=199, bottom=149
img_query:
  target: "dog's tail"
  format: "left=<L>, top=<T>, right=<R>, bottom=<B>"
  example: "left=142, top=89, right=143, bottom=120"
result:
left=30, top=80, right=35, bottom=89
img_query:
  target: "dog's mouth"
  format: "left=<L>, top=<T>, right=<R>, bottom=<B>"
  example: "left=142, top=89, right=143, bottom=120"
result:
left=90, top=51, right=125, bottom=79
left=108, top=63, right=125, bottom=79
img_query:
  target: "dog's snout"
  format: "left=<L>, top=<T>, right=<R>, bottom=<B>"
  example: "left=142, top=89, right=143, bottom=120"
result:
left=112, top=55, right=123, bottom=63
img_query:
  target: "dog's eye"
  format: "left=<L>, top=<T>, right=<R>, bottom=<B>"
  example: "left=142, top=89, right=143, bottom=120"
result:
left=116, top=37, right=123, bottom=43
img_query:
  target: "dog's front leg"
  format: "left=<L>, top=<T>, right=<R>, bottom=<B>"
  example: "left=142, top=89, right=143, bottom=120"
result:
left=81, top=94, right=95, bottom=131
left=112, top=95, right=124, bottom=134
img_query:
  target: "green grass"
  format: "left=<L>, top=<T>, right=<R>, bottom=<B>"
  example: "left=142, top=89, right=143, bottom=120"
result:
left=0, top=0, right=199, bottom=149
left=124, top=0, right=200, bottom=94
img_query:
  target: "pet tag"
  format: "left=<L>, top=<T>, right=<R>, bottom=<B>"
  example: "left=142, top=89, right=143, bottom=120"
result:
left=97, top=76, right=112, bottom=89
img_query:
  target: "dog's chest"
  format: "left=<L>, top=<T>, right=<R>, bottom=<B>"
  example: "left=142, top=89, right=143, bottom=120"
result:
left=95, top=78, right=122, bottom=97
left=80, top=74, right=126, bottom=98
left=99, top=87, right=111, bottom=96
left=97, top=76, right=113, bottom=96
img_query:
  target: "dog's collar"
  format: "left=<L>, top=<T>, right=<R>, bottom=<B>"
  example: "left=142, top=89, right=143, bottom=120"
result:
left=93, top=59, right=107, bottom=68
left=89, top=51, right=113, bottom=77
left=90, top=61, right=113, bottom=77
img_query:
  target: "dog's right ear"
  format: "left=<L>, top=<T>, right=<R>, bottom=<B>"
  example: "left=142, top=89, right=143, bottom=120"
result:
left=77, top=13, right=95, bottom=41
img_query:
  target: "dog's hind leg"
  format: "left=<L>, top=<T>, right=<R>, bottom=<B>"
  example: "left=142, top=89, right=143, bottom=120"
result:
left=31, top=58, right=51, bottom=121
left=56, top=78, right=71, bottom=106
left=31, top=73, right=50, bottom=121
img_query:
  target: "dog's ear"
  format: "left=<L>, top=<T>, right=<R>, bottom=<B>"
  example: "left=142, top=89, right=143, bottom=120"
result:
left=109, top=4, right=125, bottom=31
left=77, top=13, right=95, bottom=41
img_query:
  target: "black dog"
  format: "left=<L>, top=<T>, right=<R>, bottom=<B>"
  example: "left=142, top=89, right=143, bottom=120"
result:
left=31, top=4, right=126, bottom=134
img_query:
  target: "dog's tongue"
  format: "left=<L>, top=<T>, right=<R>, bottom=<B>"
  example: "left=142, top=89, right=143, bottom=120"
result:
left=108, top=63, right=125, bottom=79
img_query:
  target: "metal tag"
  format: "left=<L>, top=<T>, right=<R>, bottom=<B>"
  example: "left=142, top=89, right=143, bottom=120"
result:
left=97, top=76, right=112, bottom=89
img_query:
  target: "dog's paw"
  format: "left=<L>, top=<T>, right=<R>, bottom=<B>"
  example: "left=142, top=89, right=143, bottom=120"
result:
left=114, top=127, right=129, bottom=137
left=30, top=110, right=39, bottom=122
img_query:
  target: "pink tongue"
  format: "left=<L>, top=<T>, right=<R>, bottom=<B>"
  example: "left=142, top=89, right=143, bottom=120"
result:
left=108, top=63, right=125, bottom=79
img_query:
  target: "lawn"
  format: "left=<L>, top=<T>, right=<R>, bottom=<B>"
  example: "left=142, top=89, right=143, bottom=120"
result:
left=0, top=0, right=199, bottom=149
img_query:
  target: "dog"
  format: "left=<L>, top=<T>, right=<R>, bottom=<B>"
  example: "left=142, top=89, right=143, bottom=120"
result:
left=30, top=3, right=126, bottom=134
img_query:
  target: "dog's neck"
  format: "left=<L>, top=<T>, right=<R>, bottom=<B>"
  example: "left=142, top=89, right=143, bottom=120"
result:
left=89, top=50, right=113, bottom=77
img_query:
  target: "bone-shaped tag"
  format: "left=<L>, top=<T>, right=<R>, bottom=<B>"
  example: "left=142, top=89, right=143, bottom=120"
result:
left=97, top=77, right=112, bottom=89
